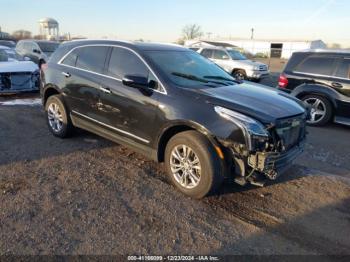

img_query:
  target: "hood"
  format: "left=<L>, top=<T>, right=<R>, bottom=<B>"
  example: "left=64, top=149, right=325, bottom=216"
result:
left=238, top=59, right=266, bottom=68
left=0, top=61, right=39, bottom=73
left=193, top=83, right=306, bottom=124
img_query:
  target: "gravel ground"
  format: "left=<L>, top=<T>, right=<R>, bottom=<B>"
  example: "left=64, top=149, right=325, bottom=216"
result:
left=0, top=94, right=350, bottom=256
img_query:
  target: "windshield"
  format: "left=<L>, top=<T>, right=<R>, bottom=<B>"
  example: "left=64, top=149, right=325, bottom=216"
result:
left=227, top=50, right=247, bottom=60
left=37, top=42, right=59, bottom=53
left=145, top=50, right=236, bottom=88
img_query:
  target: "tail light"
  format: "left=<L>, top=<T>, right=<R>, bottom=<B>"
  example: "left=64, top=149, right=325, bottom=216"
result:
left=278, top=74, right=289, bottom=88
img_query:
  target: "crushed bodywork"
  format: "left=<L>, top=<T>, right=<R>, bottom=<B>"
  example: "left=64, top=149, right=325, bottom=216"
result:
left=222, top=114, right=307, bottom=187
left=0, top=61, right=39, bottom=94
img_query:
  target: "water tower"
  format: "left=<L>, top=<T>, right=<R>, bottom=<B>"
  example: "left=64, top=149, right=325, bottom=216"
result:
left=39, top=17, right=59, bottom=40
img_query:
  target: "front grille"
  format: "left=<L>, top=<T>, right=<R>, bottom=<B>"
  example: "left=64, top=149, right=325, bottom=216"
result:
left=276, top=116, right=305, bottom=151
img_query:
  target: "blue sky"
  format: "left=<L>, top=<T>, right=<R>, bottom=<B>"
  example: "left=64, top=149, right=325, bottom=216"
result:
left=1, top=0, right=349, bottom=46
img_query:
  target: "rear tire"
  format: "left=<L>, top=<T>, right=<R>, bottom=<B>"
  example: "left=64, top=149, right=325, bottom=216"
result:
left=164, top=131, right=224, bottom=199
left=301, top=95, right=333, bottom=126
left=45, top=95, right=73, bottom=138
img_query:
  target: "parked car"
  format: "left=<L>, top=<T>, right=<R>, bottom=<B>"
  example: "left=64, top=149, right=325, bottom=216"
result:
left=196, top=47, right=269, bottom=82
left=0, top=40, right=16, bottom=49
left=16, top=40, right=59, bottom=67
left=278, top=49, right=350, bottom=126
left=0, top=46, right=39, bottom=94
left=41, top=40, right=307, bottom=198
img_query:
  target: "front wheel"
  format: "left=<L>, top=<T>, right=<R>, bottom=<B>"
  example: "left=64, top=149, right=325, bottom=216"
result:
left=164, top=131, right=224, bottom=199
left=301, top=95, right=333, bottom=126
left=232, top=69, right=247, bottom=81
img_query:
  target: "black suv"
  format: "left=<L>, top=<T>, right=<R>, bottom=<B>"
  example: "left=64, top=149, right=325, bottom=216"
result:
left=41, top=40, right=307, bottom=198
left=278, top=50, right=350, bottom=126
left=16, top=40, right=59, bottom=67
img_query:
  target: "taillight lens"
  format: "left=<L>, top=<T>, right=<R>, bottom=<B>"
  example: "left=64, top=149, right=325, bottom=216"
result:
left=278, top=74, right=289, bottom=88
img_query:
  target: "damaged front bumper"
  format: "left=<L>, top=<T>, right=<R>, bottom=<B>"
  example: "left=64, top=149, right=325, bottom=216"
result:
left=0, top=71, right=40, bottom=94
left=247, top=141, right=305, bottom=180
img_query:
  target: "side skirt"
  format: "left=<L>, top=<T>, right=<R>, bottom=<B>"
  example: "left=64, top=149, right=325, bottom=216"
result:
left=70, top=113, right=158, bottom=161
left=334, top=116, right=350, bottom=126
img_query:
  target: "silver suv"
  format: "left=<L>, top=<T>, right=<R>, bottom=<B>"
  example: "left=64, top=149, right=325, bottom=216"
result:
left=197, top=47, right=269, bottom=82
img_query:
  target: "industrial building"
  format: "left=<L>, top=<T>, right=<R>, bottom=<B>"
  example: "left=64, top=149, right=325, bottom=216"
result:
left=185, top=39, right=327, bottom=59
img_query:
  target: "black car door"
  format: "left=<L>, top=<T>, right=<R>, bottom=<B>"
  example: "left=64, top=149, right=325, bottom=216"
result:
left=97, top=46, right=163, bottom=145
left=333, top=57, right=350, bottom=119
left=59, top=45, right=110, bottom=120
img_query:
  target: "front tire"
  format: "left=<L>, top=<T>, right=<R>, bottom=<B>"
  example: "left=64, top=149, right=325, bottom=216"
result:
left=45, top=95, right=73, bottom=138
left=164, top=131, right=224, bottom=199
left=301, top=95, right=333, bottom=126
left=232, top=69, right=247, bottom=81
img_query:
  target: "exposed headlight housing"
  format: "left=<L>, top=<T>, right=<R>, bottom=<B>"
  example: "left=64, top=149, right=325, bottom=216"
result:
left=215, top=106, right=269, bottom=150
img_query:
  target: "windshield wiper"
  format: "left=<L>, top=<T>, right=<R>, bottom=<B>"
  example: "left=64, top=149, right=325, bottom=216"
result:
left=171, top=72, right=229, bottom=86
left=203, top=75, right=240, bottom=84
left=171, top=72, right=209, bottom=83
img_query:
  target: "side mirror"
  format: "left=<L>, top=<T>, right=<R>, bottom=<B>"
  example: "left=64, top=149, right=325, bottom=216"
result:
left=122, top=75, right=151, bottom=90
left=222, top=55, right=229, bottom=60
left=33, top=49, right=41, bottom=54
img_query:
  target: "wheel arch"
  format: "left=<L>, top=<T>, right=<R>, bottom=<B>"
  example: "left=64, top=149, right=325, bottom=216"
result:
left=232, top=68, right=246, bottom=74
left=156, top=121, right=219, bottom=163
left=43, top=85, right=61, bottom=106
left=292, top=84, right=339, bottom=110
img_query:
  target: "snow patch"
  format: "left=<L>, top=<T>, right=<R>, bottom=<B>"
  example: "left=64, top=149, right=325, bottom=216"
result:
left=0, top=98, right=41, bottom=106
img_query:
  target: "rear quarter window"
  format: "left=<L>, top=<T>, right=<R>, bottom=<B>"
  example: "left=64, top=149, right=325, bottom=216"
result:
left=75, top=46, right=109, bottom=74
left=335, top=58, right=350, bottom=79
left=295, top=56, right=337, bottom=76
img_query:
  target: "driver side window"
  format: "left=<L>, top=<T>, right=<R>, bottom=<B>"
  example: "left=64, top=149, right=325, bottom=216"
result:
left=107, top=47, right=160, bottom=90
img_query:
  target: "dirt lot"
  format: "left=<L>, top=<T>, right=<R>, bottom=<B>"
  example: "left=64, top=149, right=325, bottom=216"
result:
left=0, top=94, right=350, bottom=256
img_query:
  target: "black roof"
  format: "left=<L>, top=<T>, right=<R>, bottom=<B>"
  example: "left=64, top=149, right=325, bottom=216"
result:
left=63, top=39, right=187, bottom=52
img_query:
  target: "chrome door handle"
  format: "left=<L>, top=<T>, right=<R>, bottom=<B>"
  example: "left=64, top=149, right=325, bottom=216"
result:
left=62, top=72, right=71, bottom=78
left=99, top=86, right=111, bottom=94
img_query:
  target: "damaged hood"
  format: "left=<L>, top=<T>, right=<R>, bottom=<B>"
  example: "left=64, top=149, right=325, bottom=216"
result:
left=0, top=61, right=39, bottom=73
left=191, top=82, right=306, bottom=123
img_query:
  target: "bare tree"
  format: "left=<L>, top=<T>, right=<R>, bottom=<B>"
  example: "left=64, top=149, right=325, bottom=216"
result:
left=182, top=24, right=203, bottom=40
left=12, top=30, right=32, bottom=40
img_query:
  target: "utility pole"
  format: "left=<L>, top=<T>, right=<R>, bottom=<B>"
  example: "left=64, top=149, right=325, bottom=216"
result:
left=251, top=28, right=254, bottom=40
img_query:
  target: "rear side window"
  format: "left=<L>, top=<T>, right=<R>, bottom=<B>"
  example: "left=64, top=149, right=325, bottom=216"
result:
left=61, top=49, right=79, bottom=67
left=107, top=47, right=149, bottom=79
left=296, top=56, right=337, bottom=76
left=75, top=46, right=109, bottom=74
left=335, top=58, right=350, bottom=79
left=200, top=49, right=213, bottom=58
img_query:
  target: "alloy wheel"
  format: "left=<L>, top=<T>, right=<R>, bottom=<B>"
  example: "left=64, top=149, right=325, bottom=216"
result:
left=47, top=102, right=64, bottom=132
left=304, top=97, right=327, bottom=124
left=170, top=145, right=201, bottom=189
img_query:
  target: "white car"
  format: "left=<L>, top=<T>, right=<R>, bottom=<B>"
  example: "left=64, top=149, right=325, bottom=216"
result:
left=0, top=45, right=39, bottom=93
left=196, top=47, right=269, bottom=82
